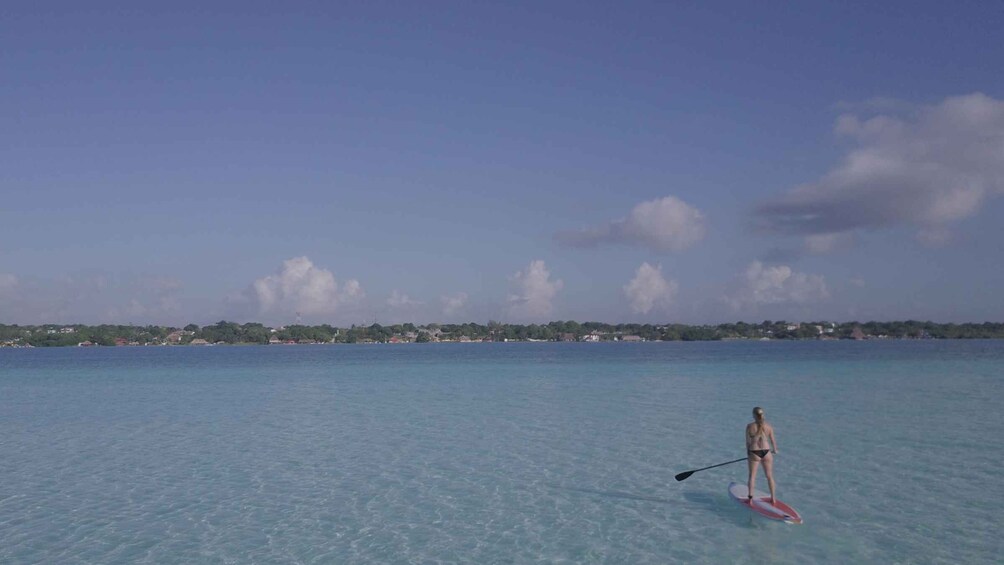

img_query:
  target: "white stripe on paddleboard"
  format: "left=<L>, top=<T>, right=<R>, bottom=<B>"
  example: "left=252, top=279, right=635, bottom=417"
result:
left=728, top=482, right=800, bottom=523
left=751, top=499, right=793, bottom=520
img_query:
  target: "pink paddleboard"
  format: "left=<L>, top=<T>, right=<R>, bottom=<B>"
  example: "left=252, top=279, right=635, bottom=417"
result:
left=728, top=482, right=803, bottom=524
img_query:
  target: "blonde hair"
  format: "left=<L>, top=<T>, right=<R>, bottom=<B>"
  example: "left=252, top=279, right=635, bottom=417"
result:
left=751, top=406, right=765, bottom=437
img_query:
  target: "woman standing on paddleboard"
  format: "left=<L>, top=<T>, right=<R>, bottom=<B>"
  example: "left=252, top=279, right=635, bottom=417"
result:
left=746, top=406, right=778, bottom=505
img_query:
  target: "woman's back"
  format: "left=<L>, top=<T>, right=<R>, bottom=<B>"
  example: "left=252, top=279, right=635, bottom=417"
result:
left=746, top=406, right=777, bottom=504
left=747, top=421, right=772, bottom=451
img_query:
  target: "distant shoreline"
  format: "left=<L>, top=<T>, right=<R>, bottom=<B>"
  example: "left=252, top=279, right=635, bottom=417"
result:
left=5, top=338, right=1003, bottom=350
left=3, top=320, right=1004, bottom=347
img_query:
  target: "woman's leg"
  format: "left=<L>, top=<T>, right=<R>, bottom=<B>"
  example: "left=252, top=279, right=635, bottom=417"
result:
left=762, top=453, right=776, bottom=504
left=747, top=454, right=760, bottom=501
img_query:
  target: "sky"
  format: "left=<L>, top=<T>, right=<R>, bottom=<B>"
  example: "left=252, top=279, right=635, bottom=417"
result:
left=2, top=1, right=1003, bottom=326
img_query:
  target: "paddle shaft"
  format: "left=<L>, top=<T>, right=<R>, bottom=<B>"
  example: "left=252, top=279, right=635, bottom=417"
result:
left=675, top=457, right=748, bottom=481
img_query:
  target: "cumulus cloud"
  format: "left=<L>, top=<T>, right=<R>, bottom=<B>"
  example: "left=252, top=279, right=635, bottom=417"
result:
left=341, top=279, right=364, bottom=300
left=624, top=263, right=679, bottom=314
left=507, top=260, right=563, bottom=321
left=727, top=261, right=829, bottom=310
left=441, top=292, right=468, bottom=316
left=556, top=196, right=707, bottom=252
left=387, top=290, right=423, bottom=308
left=756, top=93, right=1004, bottom=241
left=244, top=256, right=362, bottom=320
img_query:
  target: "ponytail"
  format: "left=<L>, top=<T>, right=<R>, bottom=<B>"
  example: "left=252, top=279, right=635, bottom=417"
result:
left=752, top=406, right=765, bottom=437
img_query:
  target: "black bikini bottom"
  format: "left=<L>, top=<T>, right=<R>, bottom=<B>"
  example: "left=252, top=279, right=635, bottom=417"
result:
left=748, top=449, right=769, bottom=458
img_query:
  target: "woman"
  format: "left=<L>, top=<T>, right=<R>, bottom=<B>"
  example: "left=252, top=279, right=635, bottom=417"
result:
left=746, top=406, right=778, bottom=505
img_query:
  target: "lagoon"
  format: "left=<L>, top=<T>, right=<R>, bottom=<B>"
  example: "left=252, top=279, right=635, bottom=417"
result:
left=1, top=341, right=1001, bottom=563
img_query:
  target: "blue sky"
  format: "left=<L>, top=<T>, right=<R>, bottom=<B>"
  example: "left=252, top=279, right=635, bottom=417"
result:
left=2, top=2, right=1003, bottom=326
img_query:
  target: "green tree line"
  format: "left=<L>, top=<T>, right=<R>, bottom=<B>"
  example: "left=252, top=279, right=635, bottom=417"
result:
left=4, top=320, right=1004, bottom=346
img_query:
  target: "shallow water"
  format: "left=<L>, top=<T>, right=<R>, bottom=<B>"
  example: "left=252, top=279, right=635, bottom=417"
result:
left=1, top=341, right=1001, bottom=563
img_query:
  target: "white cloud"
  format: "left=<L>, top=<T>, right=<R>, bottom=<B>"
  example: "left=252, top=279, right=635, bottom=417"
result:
left=246, top=256, right=362, bottom=320
left=727, top=261, right=830, bottom=310
left=804, top=232, right=855, bottom=255
left=624, top=263, right=679, bottom=314
left=757, top=93, right=1004, bottom=240
left=556, top=196, right=707, bottom=252
left=387, top=290, right=423, bottom=308
left=507, top=260, right=563, bottom=321
left=441, top=292, right=468, bottom=316
left=341, top=279, right=364, bottom=300
left=849, top=276, right=866, bottom=288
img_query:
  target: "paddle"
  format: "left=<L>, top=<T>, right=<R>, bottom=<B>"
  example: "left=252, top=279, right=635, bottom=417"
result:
left=675, top=457, right=748, bottom=481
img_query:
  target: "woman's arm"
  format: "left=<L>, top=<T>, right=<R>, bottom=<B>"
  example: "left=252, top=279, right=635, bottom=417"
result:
left=769, top=425, right=778, bottom=453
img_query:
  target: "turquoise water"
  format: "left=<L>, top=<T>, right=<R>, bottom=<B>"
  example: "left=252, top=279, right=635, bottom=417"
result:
left=1, top=341, right=1001, bottom=564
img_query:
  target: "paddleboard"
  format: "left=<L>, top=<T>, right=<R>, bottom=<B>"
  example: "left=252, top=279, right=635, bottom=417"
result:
left=728, top=482, right=803, bottom=524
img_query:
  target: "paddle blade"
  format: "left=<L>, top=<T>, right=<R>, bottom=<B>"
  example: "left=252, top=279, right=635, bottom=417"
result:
left=674, top=471, right=694, bottom=482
